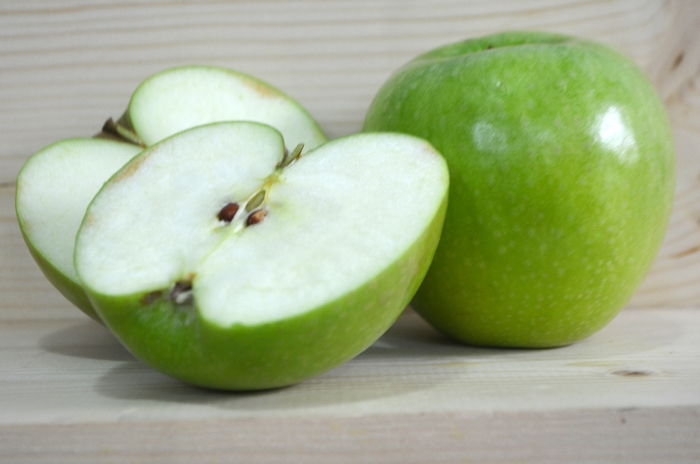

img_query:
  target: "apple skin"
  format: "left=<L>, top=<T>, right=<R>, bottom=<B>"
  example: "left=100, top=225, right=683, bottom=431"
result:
left=363, top=32, right=675, bottom=347
left=21, top=237, right=97, bottom=320
left=85, top=194, right=446, bottom=390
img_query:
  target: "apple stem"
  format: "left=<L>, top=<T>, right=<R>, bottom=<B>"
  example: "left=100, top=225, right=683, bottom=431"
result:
left=101, top=118, right=146, bottom=148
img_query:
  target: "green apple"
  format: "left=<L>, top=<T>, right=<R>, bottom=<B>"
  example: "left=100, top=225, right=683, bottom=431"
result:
left=74, top=122, right=448, bottom=389
left=16, top=66, right=327, bottom=321
left=363, top=31, right=675, bottom=347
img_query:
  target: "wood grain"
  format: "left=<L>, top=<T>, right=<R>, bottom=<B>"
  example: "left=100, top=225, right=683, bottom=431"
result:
left=3, top=407, right=699, bottom=463
left=1, top=308, right=699, bottom=462
left=2, top=2, right=700, bottom=462
left=0, top=0, right=695, bottom=183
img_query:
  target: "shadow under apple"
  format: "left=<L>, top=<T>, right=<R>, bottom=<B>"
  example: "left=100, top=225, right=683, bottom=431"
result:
left=39, top=318, right=131, bottom=362
left=88, top=309, right=478, bottom=410
left=41, top=306, right=683, bottom=411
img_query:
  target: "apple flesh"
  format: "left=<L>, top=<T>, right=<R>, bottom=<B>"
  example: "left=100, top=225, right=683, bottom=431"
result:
left=116, top=65, right=327, bottom=151
left=74, top=122, right=448, bottom=389
left=15, top=139, right=142, bottom=321
left=16, top=66, right=326, bottom=321
left=363, top=32, right=675, bottom=347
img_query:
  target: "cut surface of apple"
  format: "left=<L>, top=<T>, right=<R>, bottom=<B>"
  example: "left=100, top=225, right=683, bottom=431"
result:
left=15, top=139, right=142, bottom=320
left=74, top=122, right=449, bottom=390
left=125, top=66, right=327, bottom=150
left=17, top=65, right=326, bottom=321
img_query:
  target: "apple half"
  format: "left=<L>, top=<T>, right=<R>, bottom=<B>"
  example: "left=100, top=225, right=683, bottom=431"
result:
left=16, top=66, right=327, bottom=321
left=74, top=122, right=449, bottom=390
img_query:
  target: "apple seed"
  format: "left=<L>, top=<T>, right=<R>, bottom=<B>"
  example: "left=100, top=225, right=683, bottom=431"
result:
left=217, top=202, right=239, bottom=222
left=246, top=210, right=267, bottom=226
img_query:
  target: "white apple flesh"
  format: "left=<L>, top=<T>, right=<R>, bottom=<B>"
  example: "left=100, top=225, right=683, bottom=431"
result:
left=125, top=66, right=327, bottom=151
left=74, top=122, right=449, bottom=390
left=15, top=139, right=142, bottom=320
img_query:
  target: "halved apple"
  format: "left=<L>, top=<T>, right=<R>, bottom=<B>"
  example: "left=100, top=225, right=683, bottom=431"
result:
left=74, top=122, right=448, bottom=390
left=16, top=66, right=326, bottom=321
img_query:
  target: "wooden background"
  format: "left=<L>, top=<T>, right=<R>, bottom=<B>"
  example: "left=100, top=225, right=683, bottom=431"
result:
left=1, top=1, right=699, bottom=462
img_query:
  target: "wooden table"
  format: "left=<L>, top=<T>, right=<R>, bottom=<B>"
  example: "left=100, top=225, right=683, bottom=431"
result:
left=1, top=1, right=699, bottom=462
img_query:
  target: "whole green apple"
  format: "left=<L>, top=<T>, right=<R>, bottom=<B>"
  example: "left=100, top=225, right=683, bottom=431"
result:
left=363, top=31, right=675, bottom=347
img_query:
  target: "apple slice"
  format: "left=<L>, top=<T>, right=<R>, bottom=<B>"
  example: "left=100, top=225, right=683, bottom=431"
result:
left=114, top=65, right=327, bottom=150
left=74, top=122, right=448, bottom=390
left=15, top=139, right=142, bottom=321
left=17, top=66, right=326, bottom=321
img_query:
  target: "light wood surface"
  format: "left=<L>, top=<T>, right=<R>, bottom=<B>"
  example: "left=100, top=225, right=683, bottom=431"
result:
left=1, top=308, right=700, bottom=463
left=1, top=0, right=700, bottom=462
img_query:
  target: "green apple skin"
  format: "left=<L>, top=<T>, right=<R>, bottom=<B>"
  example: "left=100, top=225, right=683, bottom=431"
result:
left=21, top=237, right=97, bottom=320
left=363, top=32, right=675, bottom=347
left=85, top=191, right=446, bottom=391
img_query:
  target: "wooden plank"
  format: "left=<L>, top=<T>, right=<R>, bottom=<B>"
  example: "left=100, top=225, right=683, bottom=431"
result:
left=2, top=407, right=699, bottom=464
left=1, top=308, right=698, bottom=422
left=0, top=308, right=698, bottom=462
left=0, top=0, right=694, bottom=184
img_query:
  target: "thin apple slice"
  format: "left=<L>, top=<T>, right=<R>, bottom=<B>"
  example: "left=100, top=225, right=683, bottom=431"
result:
left=125, top=66, right=327, bottom=150
left=15, top=139, right=142, bottom=320
left=75, top=122, right=448, bottom=390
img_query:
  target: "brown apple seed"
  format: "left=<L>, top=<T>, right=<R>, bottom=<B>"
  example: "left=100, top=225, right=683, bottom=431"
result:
left=217, top=202, right=239, bottom=222
left=246, top=210, right=267, bottom=226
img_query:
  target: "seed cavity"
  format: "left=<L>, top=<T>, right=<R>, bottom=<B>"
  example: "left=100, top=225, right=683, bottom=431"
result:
left=247, top=209, right=267, bottom=226
left=245, top=190, right=266, bottom=212
left=277, top=143, right=304, bottom=169
left=217, top=202, right=239, bottom=222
